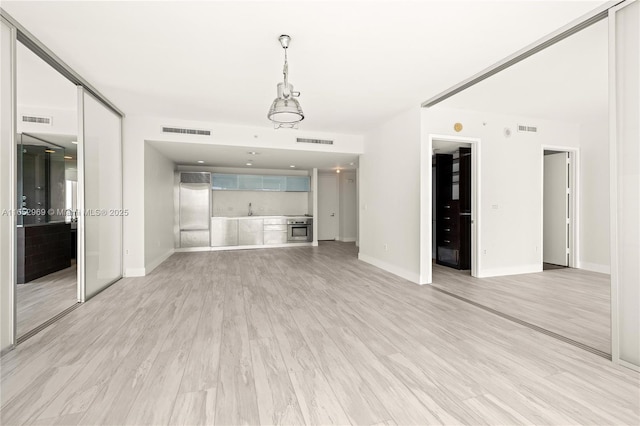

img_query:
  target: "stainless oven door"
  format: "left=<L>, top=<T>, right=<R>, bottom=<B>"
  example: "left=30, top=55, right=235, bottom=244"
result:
left=288, top=224, right=311, bottom=241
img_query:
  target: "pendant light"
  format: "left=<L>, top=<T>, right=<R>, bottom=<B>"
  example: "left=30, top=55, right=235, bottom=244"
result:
left=267, top=35, right=304, bottom=129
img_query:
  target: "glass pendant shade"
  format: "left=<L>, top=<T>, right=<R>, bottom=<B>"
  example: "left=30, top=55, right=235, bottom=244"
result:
left=268, top=97, right=304, bottom=124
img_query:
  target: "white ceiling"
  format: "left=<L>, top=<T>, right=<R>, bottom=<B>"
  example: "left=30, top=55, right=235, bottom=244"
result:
left=20, top=132, right=77, bottom=156
left=17, top=41, right=76, bottom=110
left=440, top=18, right=608, bottom=123
left=3, top=1, right=606, bottom=134
left=148, top=140, right=359, bottom=172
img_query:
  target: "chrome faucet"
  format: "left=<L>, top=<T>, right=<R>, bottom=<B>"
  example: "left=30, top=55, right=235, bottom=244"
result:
left=248, top=202, right=253, bottom=216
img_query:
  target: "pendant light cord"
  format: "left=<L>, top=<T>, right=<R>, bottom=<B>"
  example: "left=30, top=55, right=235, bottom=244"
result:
left=282, top=48, right=290, bottom=98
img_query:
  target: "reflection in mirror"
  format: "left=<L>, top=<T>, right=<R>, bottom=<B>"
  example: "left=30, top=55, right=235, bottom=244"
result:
left=15, top=39, right=79, bottom=340
left=427, top=19, right=610, bottom=357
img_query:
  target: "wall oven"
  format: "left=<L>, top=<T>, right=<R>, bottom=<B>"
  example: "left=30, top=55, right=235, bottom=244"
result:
left=287, top=218, right=313, bottom=242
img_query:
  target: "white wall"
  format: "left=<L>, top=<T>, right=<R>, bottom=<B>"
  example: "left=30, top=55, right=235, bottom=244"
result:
left=579, top=120, right=610, bottom=273
left=359, top=107, right=422, bottom=283
left=124, top=115, right=364, bottom=276
left=16, top=106, right=76, bottom=136
left=143, top=143, right=175, bottom=274
left=339, top=170, right=358, bottom=242
left=422, top=106, right=581, bottom=279
left=212, top=191, right=309, bottom=217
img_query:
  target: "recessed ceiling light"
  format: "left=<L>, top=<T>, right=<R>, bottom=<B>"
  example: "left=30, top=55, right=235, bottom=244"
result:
left=248, top=151, right=258, bottom=155
left=45, top=149, right=56, bottom=153
left=197, top=160, right=204, bottom=164
left=71, top=141, right=78, bottom=145
left=64, top=156, right=73, bottom=160
left=349, top=162, right=355, bottom=166
left=246, top=162, right=253, bottom=166
left=290, top=165, right=296, bottom=168
left=336, top=169, right=341, bottom=174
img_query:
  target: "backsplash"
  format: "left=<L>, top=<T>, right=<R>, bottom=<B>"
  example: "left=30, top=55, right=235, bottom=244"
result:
left=212, top=191, right=309, bottom=217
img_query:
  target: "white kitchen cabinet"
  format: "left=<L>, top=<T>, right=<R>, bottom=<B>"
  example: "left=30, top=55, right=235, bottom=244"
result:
left=211, top=218, right=238, bottom=247
left=238, top=219, right=264, bottom=245
left=264, top=230, right=287, bottom=244
left=264, top=222, right=287, bottom=245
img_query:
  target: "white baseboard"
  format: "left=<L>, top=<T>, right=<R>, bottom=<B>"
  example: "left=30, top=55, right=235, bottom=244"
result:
left=616, top=358, right=640, bottom=372
left=175, top=242, right=313, bottom=253
left=357, top=252, right=420, bottom=284
left=124, top=268, right=146, bottom=277
left=477, top=263, right=542, bottom=278
left=577, top=261, right=610, bottom=274
left=144, top=248, right=175, bottom=275
left=337, top=237, right=357, bottom=242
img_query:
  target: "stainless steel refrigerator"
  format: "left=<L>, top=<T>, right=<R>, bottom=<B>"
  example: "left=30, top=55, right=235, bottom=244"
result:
left=179, top=172, right=211, bottom=248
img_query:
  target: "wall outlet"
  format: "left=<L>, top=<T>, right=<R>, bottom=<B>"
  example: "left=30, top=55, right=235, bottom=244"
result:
left=126, top=249, right=129, bottom=255
left=483, top=249, right=487, bottom=255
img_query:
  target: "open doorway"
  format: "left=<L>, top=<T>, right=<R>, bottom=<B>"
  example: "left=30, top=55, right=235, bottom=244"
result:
left=432, top=141, right=472, bottom=273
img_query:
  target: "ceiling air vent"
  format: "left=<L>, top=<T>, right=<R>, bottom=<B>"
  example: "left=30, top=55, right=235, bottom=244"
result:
left=22, top=115, right=52, bottom=125
left=296, top=137, right=334, bottom=145
left=162, top=126, right=211, bottom=136
left=517, top=124, right=538, bottom=133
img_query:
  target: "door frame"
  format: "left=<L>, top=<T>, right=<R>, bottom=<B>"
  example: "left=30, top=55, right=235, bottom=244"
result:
left=540, top=145, right=579, bottom=269
left=420, top=133, right=481, bottom=284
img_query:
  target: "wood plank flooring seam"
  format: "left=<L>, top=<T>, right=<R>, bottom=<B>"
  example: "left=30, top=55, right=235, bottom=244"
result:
left=258, top=256, right=342, bottom=425
left=266, top=253, right=373, bottom=425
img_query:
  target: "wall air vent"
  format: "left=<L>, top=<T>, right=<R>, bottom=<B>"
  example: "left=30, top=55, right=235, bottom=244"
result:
left=22, top=115, right=52, bottom=125
left=162, top=126, right=211, bottom=136
left=517, top=124, right=538, bottom=133
left=296, top=137, right=334, bottom=145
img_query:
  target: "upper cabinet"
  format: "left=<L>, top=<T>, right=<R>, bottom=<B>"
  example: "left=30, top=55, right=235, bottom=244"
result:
left=212, top=173, right=310, bottom=192
left=238, top=174, right=263, bottom=191
left=285, top=176, right=311, bottom=192
left=212, top=174, right=239, bottom=190
left=262, top=175, right=286, bottom=191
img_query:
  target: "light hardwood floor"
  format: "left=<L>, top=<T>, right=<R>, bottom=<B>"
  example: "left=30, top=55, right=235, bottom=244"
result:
left=1, top=242, right=638, bottom=425
left=16, top=265, right=78, bottom=338
left=432, top=262, right=611, bottom=354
